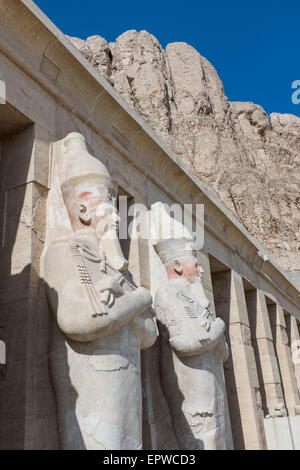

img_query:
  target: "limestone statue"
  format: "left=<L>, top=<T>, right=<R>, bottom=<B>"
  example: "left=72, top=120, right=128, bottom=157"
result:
left=44, top=132, right=157, bottom=450
left=150, top=202, right=230, bottom=450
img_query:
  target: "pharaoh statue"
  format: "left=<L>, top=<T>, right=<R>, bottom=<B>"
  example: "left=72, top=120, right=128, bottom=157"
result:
left=150, top=202, right=231, bottom=450
left=44, top=133, right=157, bottom=450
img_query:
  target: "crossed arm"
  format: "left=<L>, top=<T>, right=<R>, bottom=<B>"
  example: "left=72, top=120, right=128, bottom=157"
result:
left=155, top=285, right=226, bottom=358
left=45, top=241, right=153, bottom=343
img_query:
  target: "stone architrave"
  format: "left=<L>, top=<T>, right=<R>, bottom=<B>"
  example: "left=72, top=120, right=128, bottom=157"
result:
left=43, top=133, right=157, bottom=450
left=150, top=202, right=231, bottom=450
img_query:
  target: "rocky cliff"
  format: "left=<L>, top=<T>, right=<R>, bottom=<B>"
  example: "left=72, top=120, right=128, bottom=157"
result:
left=68, top=31, right=300, bottom=274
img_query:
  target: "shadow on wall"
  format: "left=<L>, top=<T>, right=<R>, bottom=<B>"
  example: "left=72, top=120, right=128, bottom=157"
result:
left=141, top=336, right=181, bottom=450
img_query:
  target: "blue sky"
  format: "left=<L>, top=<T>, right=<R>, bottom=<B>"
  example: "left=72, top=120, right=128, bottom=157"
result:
left=35, top=0, right=300, bottom=117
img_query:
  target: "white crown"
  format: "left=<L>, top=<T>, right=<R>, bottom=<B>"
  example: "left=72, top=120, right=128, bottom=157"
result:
left=150, top=202, right=196, bottom=264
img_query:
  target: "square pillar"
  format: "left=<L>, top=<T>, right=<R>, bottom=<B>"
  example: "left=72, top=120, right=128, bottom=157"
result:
left=271, top=306, right=300, bottom=416
left=212, top=270, right=266, bottom=449
left=246, top=290, right=286, bottom=417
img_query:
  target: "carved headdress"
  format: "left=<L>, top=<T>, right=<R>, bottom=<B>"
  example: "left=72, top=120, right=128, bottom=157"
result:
left=150, top=202, right=196, bottom=265
left=61, top=132, right=117, bottom=217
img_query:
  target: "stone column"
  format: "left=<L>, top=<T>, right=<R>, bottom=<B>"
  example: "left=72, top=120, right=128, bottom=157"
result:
left=270, top=305, right=300, bottom=416
left=128, top=206, right=158, bottom=450
left=199, top=251, right=233, bottom=449
left=212, top=270, right=266, bottom=450
left=246, top=290, right=286, bottom=417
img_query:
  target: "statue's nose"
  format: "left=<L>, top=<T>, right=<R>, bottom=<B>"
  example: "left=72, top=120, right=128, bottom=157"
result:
left=111, top=213, right=120, bottom=225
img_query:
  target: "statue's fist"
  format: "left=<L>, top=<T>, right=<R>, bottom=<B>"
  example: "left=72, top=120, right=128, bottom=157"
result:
left=211, top=317, right=226, bottom=339
left=136, top=287, right=152, bottom=309
left=95, top=276, right=124, bottom=296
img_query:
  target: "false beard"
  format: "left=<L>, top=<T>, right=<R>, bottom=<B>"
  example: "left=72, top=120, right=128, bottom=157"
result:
left=98, top=229, right=128, bottom=272
left=188, top=276, right=210, bottom=309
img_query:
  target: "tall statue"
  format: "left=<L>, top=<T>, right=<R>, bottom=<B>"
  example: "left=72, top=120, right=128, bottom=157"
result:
left=44, top=133, right=157, bottom=450
left=150, top=202, right=231, bottom=450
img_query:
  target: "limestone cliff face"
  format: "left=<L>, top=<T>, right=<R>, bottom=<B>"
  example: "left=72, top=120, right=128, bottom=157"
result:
left=68, top=31, right=300, bottom=272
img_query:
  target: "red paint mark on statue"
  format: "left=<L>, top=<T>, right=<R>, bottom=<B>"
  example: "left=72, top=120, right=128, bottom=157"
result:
left=79, top=191, right=92, bottom=199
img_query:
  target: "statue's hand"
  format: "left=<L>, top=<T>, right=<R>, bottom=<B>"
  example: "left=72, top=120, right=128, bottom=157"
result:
left=210, top=317, right=226, bottom=342
left=95, top=276, right=125, bottom=297
left=132, top=309, right=158, bottom=349
left=217, top=334, right=230, bottom=362
left=135, top=287, right=153, bottom=310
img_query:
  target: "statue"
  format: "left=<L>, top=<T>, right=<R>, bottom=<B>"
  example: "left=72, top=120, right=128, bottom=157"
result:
left=44, top=133, right=157, bottom=450
left=150, top=202, right=230, bottom=450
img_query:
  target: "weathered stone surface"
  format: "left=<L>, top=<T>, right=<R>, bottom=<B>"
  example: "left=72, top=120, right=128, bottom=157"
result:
left=150, top=202, right=232, bottom=450
left=43, top=133, right=157, bottom=449
left=69, top=31, right=300, bottom=273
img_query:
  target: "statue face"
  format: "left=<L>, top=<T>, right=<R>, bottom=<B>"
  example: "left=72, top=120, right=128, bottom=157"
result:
left=94, top=202, right=121, bottom=239
left=94, top=200, right=127, bottom=271
left=168, top=255, right=210, bottom=308
left=74, top=197, right=127, bottom=271
left=75, top=198, right=120, bottom=236
left=181, top=255, right=204, bottom=282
